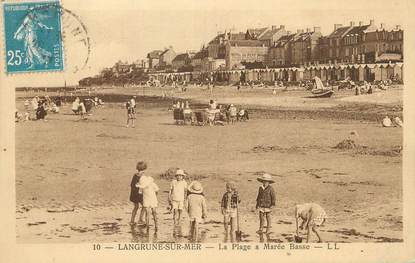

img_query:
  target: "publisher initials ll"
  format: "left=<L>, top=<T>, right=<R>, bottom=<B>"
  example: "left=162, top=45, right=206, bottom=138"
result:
left=327, top=243, right=339, bottom=250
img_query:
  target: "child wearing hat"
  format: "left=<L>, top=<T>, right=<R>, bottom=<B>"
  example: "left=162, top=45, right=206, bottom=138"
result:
left=169, top=169, right=188, bottom=224
left=136, top=167, right=160, bottom=232
left=256, top=173, right=276, bottom=234
left=129, top=161, right=147, bottom=225
left=295, top=203, right=327, bottom=243
left=221, top=182, right=240, bottom=236
left=186, top=181, right=207, bottom=241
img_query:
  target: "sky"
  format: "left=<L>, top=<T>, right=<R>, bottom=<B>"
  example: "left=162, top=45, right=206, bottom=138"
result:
left=1, top=0, right=408, bottom=87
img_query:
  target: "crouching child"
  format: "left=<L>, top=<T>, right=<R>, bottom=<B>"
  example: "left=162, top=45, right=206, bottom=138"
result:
left=295, top=203, right=327, bottom=243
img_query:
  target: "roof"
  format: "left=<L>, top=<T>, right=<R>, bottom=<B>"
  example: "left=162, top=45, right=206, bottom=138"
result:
left=192, top=49, right=208, bottom=59
left=247, top=27, right=268, bottom=37
left=208, top=32, right=247, bottom=45
left=273, top=33, right=297, bottom=47
left=292, top=31, right=321, bottom=42
left=259, top=28, right=284, bottom=41
left=172, top=53, right=191, bottom=62
left=208, top=33, right=225, bottom=45
left=345, top=25, right=371, bottom=36
left=160, top=48, right=174, bottom=56
left=228, top=32, right=246, bottom=40
left=147, top=50, right=163, bottom=59
left=228, top=40, right=264, bottom=47
left=328, top=26, right=352, bottom=38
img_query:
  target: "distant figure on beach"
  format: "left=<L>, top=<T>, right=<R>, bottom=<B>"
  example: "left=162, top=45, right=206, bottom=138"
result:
left=126, top=100, right=135, bottom=128
left=35, top=99, right=47, bottom=121
left=72, top=97, right=80, bottom=114
left=130, top=161, right=147, bottom=225
left=382, top=115, right=392, bottom=127
left=355, top=85, right=361, bottom=96
left=209, top=99, right=217, bottom=110
left=229, top=104, right=237, bottom=124
left=255, top=173, right=276, bottom=234
left=393, top=116, right=403, bottom=127
left=295, top=203, right=327, bottom=243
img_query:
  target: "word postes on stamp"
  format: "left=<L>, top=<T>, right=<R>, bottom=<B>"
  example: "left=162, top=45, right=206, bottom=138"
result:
left=3, top=1, right=64, bottom=73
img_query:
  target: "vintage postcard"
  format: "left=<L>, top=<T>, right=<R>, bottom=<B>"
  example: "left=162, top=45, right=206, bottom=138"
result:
left=0, top=0, right=414, bottom=262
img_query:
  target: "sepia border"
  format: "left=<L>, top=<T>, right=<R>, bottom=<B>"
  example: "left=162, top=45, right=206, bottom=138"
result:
left=0, top=0, right=414, bottom=262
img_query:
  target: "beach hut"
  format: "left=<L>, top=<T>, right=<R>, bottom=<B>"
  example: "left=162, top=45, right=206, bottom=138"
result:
left=295, top=67, right=304, bottom=81
left=373, top=64, right=382, bottom=81
left=365, top=64, right=376, bottom=82
left=386, top=63, right=395, bottom=80
left=380, top=64, right=389, bottom=81
left=303, top=67, right=311, bottom=80
left=319, top=65, right=328, bottom=82
left=393, top=63, right=403, bottom=81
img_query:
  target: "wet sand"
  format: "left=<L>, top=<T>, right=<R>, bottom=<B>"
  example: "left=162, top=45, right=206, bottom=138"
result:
left=15, top=92, right=402, bottom=243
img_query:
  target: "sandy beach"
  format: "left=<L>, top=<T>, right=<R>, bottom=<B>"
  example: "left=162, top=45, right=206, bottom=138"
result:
left=15, top=86, right=403, bottom=243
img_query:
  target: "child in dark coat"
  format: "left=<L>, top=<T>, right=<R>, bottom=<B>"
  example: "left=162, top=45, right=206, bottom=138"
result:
left=256, top=173, right=276, bottom=234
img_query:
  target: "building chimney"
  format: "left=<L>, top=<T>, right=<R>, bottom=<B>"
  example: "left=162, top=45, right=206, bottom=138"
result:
left=313, top=27, right=321, bottom=33
left=380, top=23, right=385, bottom=29
left=280, top=25, right=285, bottom=30
left=272, top=25, right=277, bottom=30
left=350, top=21, right=355, bottom=27
left=334, top=24, right=343, bottom=30
left=370, top=19, right=375, bottom=26
left=359, top=21, right=363, bottom=26
left=396, top=25, right=401, bottom=30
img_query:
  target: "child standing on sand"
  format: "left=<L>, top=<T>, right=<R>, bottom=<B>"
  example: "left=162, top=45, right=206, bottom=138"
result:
left=221, top=182, right=240, bottom=238
left=129, top=161, right=147, bottom=225
left=136, top=168, right=159, bottom=232
left=186, top=181, right=207, bottom=241
left=168, top=169, right=188, bottom=224
left=255, top=173, right=276, bottom=234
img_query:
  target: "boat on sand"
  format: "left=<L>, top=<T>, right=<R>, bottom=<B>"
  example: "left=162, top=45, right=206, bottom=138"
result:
left=308, top=77, right=334, bottom=98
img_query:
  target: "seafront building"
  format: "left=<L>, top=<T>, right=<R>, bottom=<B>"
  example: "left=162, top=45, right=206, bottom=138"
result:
left=146, top=20, right=403, bottom=72
left=80, top=20, right=403, bottom=86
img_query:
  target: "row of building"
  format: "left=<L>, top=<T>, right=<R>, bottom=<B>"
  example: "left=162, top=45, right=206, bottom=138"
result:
left=145, top=20, right=403, bottom=72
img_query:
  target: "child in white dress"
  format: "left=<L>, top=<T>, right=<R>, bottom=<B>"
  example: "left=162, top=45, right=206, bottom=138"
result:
left=136, top=173, right=159, bottom=232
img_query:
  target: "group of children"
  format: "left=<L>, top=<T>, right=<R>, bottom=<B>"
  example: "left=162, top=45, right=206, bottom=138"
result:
left=129, top=162, right=207, bottom=240
left=130, top=161, right=327, bottom=242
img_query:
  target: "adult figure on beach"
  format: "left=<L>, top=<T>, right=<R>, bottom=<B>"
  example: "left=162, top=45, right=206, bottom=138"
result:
left=382, top=115, right=392, bottom=127
left=72, top=97, right=80, bottom=114
left=130, top=161, right=147, bottom=225
left=35, top=99, right=47, bottom=121
left=126, top=100, right=135, bottom=128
